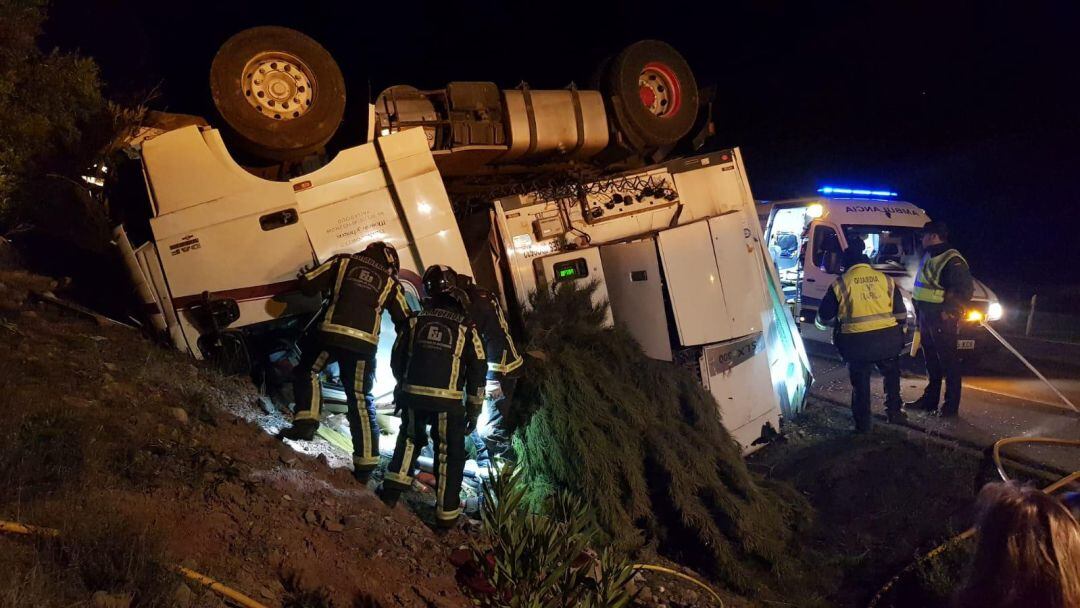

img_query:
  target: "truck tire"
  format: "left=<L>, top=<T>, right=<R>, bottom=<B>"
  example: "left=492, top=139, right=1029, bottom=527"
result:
left=605, top=40, right=699, bottom=149
left=210, top=26, right=346, bottom=162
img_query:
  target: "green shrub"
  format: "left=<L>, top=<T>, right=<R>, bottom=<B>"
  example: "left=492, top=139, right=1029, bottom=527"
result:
left=460, top=466, right=635, bottom=608
left=510, top=283, right=811, bottom=594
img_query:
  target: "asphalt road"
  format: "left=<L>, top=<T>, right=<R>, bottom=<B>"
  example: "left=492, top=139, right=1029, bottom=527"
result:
left=805, top=340, right=1080, bottom=475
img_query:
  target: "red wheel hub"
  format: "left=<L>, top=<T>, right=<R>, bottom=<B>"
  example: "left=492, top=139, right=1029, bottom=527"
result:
left=638, top=85, right=657, bottom=108
left=638, top=62, right=682, bottom=119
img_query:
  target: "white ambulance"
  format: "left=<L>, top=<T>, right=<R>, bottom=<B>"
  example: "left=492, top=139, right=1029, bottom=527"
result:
left=758, top=188, right=1003, bottom=356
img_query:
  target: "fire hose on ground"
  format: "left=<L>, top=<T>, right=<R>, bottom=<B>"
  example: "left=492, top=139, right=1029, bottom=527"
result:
left=979, top=320, right=1078, bottom=413
left=0, top=517, right=728, bottom=608
left=0, top=520, right=269, bottom=608
left=865, top=436, right=1080, bottom=608
left=631, top=563, right=725, bottom=606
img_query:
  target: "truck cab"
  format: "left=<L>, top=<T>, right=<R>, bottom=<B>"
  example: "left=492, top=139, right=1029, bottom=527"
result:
left=759, top=189, right=1002, bottom=357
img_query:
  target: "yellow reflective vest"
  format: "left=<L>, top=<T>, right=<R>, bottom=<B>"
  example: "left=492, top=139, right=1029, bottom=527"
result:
left=912, top=249, right=967, bottom=304
left=832, top=264, right=902, bottom=334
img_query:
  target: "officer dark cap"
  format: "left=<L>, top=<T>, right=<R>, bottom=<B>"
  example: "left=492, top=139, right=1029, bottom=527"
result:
left=919, top=220, right=949, bottom=240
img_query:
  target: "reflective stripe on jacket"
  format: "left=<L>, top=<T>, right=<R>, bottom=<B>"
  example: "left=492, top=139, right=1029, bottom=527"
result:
left=464, top=286, right=522, bottom=374
left=300, top=253, right=412, bottom=354
left=912, top=249, right=967, bottom=304
left=833, top=264, right=904, bottom=334
left=391, top=305, right=487, bottom=414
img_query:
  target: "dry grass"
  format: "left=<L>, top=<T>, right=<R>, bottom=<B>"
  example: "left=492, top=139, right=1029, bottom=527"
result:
left=0, top=504, right=180, bottom=607
left=0, top=404, right=90, bottom=500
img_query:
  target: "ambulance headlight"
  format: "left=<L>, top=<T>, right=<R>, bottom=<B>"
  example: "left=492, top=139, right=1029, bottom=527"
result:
left=987, top=302, right=1004, bottom=322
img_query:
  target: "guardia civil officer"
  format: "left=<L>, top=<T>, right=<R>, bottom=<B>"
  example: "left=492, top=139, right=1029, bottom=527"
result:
left=905, top=221, right=974, bottom=417
left=816, top=244, right=908, bottom=432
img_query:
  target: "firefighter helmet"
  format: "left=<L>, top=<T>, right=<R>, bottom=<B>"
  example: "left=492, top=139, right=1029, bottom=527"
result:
left=423, top=265, right=459, bottom=297
left=363, top=241, right=400, bottom=274
left=455, top=273, right=476, bottom=290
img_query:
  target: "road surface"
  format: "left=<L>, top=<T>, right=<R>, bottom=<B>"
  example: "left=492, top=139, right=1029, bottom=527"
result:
left=805, top=340, right=1080, bottom=475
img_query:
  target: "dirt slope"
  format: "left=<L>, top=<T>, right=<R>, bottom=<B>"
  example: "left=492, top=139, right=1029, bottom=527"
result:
left=0, top=263, right=470, bottom=607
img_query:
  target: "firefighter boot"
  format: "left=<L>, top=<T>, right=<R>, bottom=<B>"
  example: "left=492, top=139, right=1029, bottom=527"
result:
left=352, top=468, right=371, bottom=485
left=277, top=419, right=318, bottom=441
left=377, top=486, right=401, bottom=508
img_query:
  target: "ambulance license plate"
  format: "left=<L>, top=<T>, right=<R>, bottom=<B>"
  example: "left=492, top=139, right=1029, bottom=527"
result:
left=957, top=340, right=975, bottom=350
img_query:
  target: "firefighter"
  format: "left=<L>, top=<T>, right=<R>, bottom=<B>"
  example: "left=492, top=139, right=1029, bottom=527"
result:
left=380, top=265, right=486, bottom=528
left=278, top=242, right=412, bottom=483
left=456, top=274, right=522, bottom=466
left=815, top=244, right=908, bottom=432
left=906, top=220, right=974, bottom=417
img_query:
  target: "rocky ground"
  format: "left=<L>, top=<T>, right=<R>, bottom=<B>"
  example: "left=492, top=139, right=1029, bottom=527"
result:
left=0, top=252, right=727, bottom=608
left=4, top=243, right=1060, bottom=607
left=0, top=262, right=471, bottom=607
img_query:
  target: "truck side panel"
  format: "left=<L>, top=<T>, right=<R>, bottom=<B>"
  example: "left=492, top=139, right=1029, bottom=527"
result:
left=657, top=220, right=735, bottom=345
left=707, top=212, right=768, bottom=338
left=140, top=127, right=469, bottom=348
left=135, top=241, right=191, bottom=355
left=379, top=129, right=471, bottom=276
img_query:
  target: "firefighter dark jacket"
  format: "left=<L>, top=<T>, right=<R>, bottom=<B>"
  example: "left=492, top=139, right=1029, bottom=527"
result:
left=464, top=285, right=522, bottom=374
left=299, top=253, right=412, bottom=356
left=391, top=300, right=487, bottom=416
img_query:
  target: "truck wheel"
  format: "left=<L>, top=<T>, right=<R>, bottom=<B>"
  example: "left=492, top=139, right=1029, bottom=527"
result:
left=197, top=330, right=252, bottom=376
left=605, top=40, right=699, bottom=149
left=210, top=26, right=346, bottom=162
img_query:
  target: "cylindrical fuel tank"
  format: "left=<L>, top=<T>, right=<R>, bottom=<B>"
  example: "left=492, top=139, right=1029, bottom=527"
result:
left=500, top=89, right=609, bottom=162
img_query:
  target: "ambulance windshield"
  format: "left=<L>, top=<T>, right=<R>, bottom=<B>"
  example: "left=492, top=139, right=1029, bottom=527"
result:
left=842, top=225, right=918, bottom=271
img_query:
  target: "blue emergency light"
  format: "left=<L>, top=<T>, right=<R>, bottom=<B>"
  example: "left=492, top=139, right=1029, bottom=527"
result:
left=817, top=186, right=898, bottom=198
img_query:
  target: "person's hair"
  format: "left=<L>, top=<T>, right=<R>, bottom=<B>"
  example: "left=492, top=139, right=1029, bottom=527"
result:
left=841, top=245, right=868, bottom=269
left=955, top=481, right=1080, bottom=608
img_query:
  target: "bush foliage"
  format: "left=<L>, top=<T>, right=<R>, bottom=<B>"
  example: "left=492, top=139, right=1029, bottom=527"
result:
left=511, top=283, right=811, bottom=594
left=0, top=0, right=137, bottom=249
left=461, top=466, right=635, bottom=608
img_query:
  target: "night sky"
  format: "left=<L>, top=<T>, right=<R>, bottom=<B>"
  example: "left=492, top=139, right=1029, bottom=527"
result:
left=43, top=0, right=1080, bottom=297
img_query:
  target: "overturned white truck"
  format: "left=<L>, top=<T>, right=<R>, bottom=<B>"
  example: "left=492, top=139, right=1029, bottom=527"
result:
left=113, top=28, right=810, bottom=453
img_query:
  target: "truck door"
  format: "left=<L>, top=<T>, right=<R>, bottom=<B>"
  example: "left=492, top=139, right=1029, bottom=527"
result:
left=800, top=221, right=844, bottom=324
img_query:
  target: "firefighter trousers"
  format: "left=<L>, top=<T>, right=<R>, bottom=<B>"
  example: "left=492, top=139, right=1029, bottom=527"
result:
left=469, top=372, right=518, bottom=463
left=292, top=345, right=381, bottom=473
left=384, top=403, right=466, bottom=527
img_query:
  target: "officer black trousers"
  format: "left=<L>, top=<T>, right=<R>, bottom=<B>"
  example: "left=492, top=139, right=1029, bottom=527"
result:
left=384, top=404, right=466, bottom=527
left=292, top=345, right=381, bottom=473
left=919, top=316, right=962, bottom=415
left=848, top=357, right=902, bottom=432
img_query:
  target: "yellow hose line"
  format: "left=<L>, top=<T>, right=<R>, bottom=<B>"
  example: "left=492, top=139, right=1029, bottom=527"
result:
left=991, top=436, right=1080, bottom=483
left=867, top=440, right=1079, bottom=608
left=174, top=566, right=269, bottom=608
left=0, top=521, right=60, bottom=538
left=0, top=519, right=267, bottom=608
left=632, top=563, right=725, bottom=607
